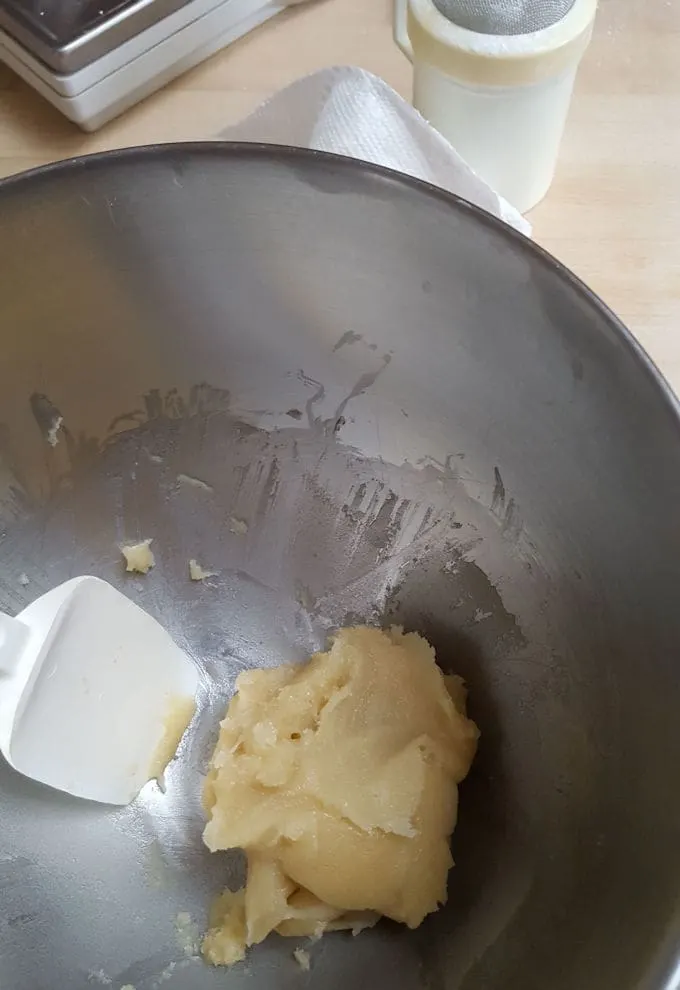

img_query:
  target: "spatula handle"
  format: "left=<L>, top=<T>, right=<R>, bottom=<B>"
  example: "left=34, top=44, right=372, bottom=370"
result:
left=0, top=613, right=30, bottom=676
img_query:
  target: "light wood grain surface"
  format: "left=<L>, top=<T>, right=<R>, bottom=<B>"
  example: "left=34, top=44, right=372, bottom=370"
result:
left=0, top=0, right=678, bottom=390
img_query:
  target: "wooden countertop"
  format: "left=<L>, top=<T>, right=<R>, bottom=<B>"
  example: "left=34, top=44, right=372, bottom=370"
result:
left=1, top=0, right=678, bottom=391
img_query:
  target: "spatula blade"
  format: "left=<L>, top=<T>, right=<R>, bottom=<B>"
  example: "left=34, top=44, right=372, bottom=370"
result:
left=7, top=577, right=198, bottom=804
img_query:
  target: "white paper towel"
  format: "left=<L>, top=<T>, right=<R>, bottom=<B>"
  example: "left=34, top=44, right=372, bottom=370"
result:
left=217, top=66, right=531, bottom=236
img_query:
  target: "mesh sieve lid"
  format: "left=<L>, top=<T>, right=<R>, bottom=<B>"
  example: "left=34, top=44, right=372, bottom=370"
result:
left=432, top=0, right=577, bottom=35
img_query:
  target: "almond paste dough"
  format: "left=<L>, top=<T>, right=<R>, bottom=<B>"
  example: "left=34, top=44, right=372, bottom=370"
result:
left=202, top=626, right=479, bottom=965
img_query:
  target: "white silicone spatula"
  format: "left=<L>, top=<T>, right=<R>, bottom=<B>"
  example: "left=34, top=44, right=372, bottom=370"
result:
left=0, top=577, right=199, bottom=804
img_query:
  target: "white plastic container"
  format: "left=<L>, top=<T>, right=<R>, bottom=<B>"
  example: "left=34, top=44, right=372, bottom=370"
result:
left=394, top=0, right=597, bottom=212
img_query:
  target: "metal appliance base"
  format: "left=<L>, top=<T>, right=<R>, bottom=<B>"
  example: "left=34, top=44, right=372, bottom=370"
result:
left=0, top=0, right=284, bottom=131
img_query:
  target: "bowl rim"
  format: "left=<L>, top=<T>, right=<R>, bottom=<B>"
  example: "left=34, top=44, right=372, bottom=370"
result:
left=2, top=140, right=677, bottom=435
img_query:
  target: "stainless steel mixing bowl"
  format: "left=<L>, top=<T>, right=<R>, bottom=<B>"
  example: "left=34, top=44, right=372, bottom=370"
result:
left=1, top=146, right=679, bottom=990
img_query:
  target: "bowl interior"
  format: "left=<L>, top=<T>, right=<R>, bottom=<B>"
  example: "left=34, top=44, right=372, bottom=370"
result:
left=1, top=147, right=679, bottom=990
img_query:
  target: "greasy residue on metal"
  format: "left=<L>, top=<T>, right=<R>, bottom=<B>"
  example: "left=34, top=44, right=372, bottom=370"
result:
left=0, top=380, right=548, bottom=990
left=1, top=383, right=530, bottom=668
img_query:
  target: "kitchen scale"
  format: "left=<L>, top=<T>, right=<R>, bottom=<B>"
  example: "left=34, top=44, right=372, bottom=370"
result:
left=0, top=0, right=291, bottom=130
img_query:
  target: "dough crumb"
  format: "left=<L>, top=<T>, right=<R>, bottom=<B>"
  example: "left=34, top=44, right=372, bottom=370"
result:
left=121, top=539, right=155, bottom=574
left=177, top=473, right=213, bottom=492
left=293, top=948, right=311, bottom=971
left=229, top=517, right=249, bottom=535
left=201, top=626, right=479, bottom=966
left=18, top=572, right=30, bottom=587
left=175, top=912, right=200, bottom=958
left=188, top=559, right=218, bottom=582
left=86, top=970, right=111, bottom=985
left=152, top=961, right=176, bottom=985
left=46, top=415, right=63, bottom=447
left=201, top=891, right=247, bottom=967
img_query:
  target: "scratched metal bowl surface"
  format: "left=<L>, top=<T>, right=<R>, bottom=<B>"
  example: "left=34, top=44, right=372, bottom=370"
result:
left=0, top=146, right=679, bottom=990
